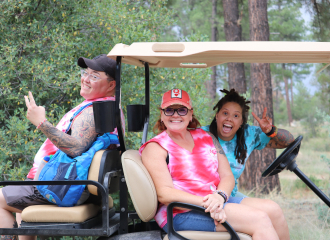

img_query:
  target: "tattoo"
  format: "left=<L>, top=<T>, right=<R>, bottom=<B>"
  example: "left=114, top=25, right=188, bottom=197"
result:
left=206, top=131, right=225, bottom=155
left=266, top=129, right=294, bottom=148
left=39, top=107, right=98, bottom=157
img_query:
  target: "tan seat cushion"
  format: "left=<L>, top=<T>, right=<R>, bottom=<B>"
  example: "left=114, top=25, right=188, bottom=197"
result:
left=121, top=150, right=158, bottom=222
left=164, top=231, right=252, bottom=240
left=21, top=196, right=113, bottom=223
left=87, top=150, right=105, bottom=195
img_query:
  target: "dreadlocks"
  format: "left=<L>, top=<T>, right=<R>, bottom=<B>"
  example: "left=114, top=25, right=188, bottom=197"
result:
left=209, top=89, right=251, bottom=164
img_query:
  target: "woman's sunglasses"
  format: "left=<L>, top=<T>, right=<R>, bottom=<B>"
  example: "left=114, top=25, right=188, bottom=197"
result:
left=162, top=107, right=189, bottom=116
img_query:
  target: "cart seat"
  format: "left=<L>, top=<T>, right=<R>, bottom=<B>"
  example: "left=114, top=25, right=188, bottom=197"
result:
left=21, top=149, right=118, bottom=224
left=121, top=150, right=252, bottom=240
left=21, top=203, right=107, bottom=223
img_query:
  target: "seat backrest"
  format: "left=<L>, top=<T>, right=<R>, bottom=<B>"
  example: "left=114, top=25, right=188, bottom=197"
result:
left=88, top=149, right=121, bottom=196
left=121, top=149, right=158, bottom=222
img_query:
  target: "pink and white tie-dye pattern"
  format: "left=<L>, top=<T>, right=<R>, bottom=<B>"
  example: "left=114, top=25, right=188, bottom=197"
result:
left=27, top=96, right=125, bottom=179
left=139, top=128, right=220, bottom=228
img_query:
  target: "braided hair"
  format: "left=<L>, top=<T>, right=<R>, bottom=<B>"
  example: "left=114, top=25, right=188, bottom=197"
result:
left=209, top=89, right=251, bottom=164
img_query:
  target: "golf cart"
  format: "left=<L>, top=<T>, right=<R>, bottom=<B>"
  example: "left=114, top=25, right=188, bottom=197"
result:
left=0, top=41, right=329, bottom=240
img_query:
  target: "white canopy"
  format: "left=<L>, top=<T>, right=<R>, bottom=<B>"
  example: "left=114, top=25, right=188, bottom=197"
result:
left=107, top=41, right=330, bottom=68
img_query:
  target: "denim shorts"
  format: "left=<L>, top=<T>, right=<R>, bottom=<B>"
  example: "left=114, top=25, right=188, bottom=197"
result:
left=162, top=196, right=245, bottom=233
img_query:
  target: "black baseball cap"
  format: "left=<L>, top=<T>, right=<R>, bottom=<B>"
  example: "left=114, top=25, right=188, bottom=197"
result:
left=78, top=54, right=116, bottom=80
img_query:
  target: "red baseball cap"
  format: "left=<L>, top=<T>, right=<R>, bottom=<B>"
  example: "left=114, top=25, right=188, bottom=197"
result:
left=161, top=89, right=192, bottom=109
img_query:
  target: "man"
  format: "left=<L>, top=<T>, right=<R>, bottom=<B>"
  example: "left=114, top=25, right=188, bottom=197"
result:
left=0, top=54, right=123, bottom=240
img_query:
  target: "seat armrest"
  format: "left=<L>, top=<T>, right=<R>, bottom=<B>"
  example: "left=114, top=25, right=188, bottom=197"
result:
left=103, top=170, right=122, bottom=190
left=166, top=202, right=240, bottom=240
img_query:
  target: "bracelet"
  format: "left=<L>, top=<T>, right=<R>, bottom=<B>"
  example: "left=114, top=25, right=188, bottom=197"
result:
left=213, top=189, right=229, bottom=203
left=36, top=119, right=47, bottom=129
left=266, top=125, right=277, bottom=137
left=269, top=126, right=278, bottom=138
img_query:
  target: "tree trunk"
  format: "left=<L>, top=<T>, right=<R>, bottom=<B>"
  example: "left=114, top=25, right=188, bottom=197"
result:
left=222, top=0, right=246, bottom=94
left=239, top=0, right=280, bottom=195
left=290, top=65, right=294, bottom=108
left=283, top=63, right=293, bottom=126
left=206, top=0, right=218, bottom=100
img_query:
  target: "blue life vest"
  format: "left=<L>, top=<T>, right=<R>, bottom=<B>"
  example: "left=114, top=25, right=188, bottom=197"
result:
left=36, top=103, right=119, bottom=207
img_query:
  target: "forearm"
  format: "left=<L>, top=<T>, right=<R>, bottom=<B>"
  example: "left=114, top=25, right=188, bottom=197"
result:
left=39, top=121, right=95, bottom=157
left=267, top=128, right=294, bottom=149
left=217, top=175, right=235, bottom=198
left=157, top=187, right=204, bottom=207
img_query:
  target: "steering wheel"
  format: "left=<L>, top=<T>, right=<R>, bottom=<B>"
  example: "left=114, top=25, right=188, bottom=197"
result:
left=262, top=135, right=303, bottom=177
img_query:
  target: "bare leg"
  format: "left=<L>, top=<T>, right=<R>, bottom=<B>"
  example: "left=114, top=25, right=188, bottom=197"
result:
left=16, top=214, right=36, bottom=240
left=0, top=189, right=36, bottom=240
left=216, top=203, right=280, bottom=240
left=241, top=198, right=290, bottom=240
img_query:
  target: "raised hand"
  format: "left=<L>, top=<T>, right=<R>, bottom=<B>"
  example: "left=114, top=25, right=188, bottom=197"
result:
left=24, top=91, right=46, bottom=127
left=251, top=107, right=273, bottom=134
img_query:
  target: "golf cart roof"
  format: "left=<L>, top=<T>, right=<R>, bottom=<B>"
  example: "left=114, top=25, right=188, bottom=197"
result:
left=107, top=41, right=330, bottom=68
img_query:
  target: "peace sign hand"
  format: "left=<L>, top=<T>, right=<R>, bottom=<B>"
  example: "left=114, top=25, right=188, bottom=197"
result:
left=24, top=91, right=46, bottom=127
left=251, top=107, right=273, bottom=134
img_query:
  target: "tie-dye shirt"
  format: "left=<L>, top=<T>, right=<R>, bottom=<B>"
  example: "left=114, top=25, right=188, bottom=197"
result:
left=139, top=128, right=220, bottom=228
left=201, top=125, right=270, bottom=197
left=27, top=96, right=125, bottom=179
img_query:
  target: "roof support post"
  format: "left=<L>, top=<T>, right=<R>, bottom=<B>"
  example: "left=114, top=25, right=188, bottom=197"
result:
left=142, top=62, right=150, bottom=145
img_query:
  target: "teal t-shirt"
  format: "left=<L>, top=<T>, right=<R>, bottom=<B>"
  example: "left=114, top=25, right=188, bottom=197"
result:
left=201, top=125, right=270, bottom=197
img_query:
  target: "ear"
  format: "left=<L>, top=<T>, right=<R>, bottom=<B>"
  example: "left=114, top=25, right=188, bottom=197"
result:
left=107, top=80, right=116, bottom=94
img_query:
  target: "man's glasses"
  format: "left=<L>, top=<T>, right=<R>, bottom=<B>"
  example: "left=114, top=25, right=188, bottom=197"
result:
left=162, top=107, right=189, bottom=116
left=81, top=69, right=104, bottom=82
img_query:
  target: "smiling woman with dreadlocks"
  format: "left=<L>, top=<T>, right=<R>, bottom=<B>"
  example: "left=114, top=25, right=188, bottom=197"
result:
left=202, top=88, right=294, bottom=240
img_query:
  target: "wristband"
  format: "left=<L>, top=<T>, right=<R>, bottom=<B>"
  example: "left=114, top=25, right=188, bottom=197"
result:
left=268, top=126, right=278, bottom=138
left=266, top=125, right=276, bottom=136
left=212, top=189, right=228, bottom=203
left=37, top=119, right=47, bottom=129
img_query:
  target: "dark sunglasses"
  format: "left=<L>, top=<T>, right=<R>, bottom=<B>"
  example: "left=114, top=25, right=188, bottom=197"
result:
left=162, top=107, right=189, bottom=116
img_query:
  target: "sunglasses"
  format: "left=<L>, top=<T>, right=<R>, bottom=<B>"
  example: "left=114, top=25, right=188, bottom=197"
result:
left=162, top=107, right=189, bottom=116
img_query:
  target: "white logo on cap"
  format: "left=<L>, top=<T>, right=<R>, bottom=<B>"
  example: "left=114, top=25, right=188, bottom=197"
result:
left=171, top=89, right=182, bottom=99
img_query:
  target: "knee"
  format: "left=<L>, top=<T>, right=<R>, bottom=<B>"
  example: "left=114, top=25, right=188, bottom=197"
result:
left=254, top=209, right=274, bottom=229
left=263, top=199, right=285, bottom=220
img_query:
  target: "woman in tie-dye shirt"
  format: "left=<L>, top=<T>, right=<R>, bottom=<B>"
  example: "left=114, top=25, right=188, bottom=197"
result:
left=203, top=88, right=294, bottom=240
left=140, top=89, right=281, bottom=239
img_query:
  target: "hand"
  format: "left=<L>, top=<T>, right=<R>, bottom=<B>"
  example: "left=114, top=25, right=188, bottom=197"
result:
left=203, top=193, right=224, bottom=214
left=24, top=91, right=46, bottom=127
left=210, top=208, right=227, bottom=225
left=251, top=107, right=273, bottom=134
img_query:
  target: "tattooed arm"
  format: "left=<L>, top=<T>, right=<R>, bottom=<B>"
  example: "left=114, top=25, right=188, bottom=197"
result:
left=39, top=106, right=98, bottom=157
left=266, top=128, right=294, bottom=149
left=24, top=91, right=98, bottom=157
left=251, top=107, right=295, bottom=149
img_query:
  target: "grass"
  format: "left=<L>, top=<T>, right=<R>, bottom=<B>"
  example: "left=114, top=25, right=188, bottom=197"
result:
left=242, top=122, right=330, bottom=239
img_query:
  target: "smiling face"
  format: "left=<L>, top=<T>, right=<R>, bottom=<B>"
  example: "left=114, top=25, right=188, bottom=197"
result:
left=80, top=68, right=116, bottom=100
left=161, top=104, right=193, bottom=133
left=216, top=102, right=243, bottom=141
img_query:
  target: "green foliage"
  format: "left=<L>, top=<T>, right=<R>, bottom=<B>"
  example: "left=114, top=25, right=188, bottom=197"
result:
left=316, top=153, right=330, bottom=224
left=292, top=83, right=325, bottom=138
left=308, top=1, right=330, bottom=42
left=268, top=1, right=306, bottom=42
left=314, top=64, right=330, bottom=114
left=0, top=0, right=91, bottom=180
left=293, top=175, right=323, bottom=190
left=0, top=0, right=213, bottom=182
